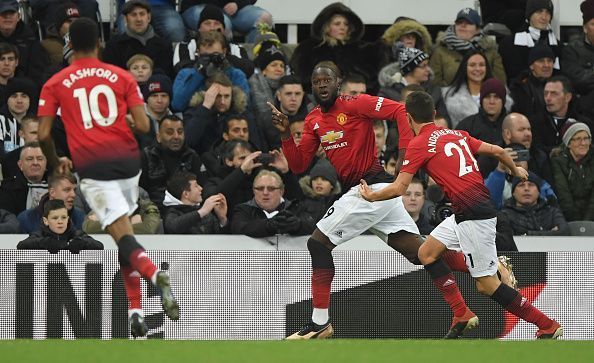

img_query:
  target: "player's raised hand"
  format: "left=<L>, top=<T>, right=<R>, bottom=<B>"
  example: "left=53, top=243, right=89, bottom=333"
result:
left=359, top=179, right=375, bottom=202
left=267, top=102, right=291, bottom=139
left=57, top=156, right=73, bottom=175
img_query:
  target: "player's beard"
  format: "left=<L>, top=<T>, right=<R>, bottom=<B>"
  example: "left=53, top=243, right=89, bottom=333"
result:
left=314, top=89, right=338, bottom=109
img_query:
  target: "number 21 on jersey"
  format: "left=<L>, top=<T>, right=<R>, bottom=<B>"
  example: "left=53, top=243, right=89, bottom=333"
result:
left=73, top=85, right=117, bottom=129
left=444, top=138, right=479, bottom=177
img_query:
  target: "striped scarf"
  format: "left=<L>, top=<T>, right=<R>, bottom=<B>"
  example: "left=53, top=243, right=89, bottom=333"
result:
left=441, top=25, right=484, bottom=52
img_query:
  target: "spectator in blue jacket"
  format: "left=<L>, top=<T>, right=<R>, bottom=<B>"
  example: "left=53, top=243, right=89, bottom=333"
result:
left=172, top=30, right=249, bottom=112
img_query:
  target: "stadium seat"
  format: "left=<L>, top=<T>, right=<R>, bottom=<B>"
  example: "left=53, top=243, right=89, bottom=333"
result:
left=568, top=221, right=594, bottom=236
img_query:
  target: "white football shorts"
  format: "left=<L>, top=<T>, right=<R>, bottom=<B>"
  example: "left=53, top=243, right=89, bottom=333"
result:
left=316, top=183, right=420, bottom=245
left=430, top=214, right=498, bottom=278
left=79, top=172, right=140, bottom=229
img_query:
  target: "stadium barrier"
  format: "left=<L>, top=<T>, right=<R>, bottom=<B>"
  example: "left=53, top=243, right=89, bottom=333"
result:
left=0, top=250, right=591, bottom=340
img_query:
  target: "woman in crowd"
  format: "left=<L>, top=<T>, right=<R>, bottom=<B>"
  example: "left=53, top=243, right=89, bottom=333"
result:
left=442, top=50, right=513, bottom=127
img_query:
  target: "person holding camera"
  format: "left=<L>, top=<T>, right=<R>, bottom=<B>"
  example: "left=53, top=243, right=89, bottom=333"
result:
left=485, top=142, right=556, bottom=210
left=231, top=169, right=312, bottom=237
left=172, top=30, right=250, bottom=113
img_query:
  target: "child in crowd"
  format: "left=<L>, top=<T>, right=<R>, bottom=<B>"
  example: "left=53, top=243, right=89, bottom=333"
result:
left=17, top=199, right=103, bottom=253
left=126, top=54, right=154, bottom=86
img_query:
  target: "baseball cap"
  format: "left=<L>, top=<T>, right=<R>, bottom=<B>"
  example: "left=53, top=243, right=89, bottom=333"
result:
left=456, top=8, right=481, bottom=26
left=0, top=0, right=18, bottom=13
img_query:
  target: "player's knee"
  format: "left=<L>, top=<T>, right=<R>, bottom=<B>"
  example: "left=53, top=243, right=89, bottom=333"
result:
left=475, top=276, right=500, bottom=296
left=418, top=243, right=437, bottom=265
left=307, top=238, right=334, bottom=269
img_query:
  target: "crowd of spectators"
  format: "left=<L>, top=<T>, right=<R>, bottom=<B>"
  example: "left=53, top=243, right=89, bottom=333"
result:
left=2, top=0, right=594, bottom=251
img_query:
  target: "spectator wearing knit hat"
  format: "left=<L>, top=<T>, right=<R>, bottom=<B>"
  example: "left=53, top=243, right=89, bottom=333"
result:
left=457, top=78, right=508, bottom=177
left=40, top=2, right=80, bottom=67
left=136, top=74, right=176, bottom=150
left=502, top=171, right=569, bottom=236
left=499, top=0, right=561, bottom=82
left=180, top=1, right=273, bottom=43
left=297, top=159, right=341, bottom=228
left=562, top=0, right=594, bottom=123
left=430, top=7, right=506, bottom=87
left=173, top=4, right=254, bottom=78
left=249, top=42, right=287, bottom=151
left=0, top=77, right=38, bottom=155
left=103, top=0, right=174, bottom=79
left=551, top=121, right=594, bottom=221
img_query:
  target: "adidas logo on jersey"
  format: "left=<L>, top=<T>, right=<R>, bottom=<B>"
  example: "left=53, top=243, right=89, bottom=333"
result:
left=443, top=279, right=456, bottom=287
left=520, top=297, right=527, bottom=307
left=334, top=230, right=343, bottom=238
left=313, top=123, right=320, bottom=130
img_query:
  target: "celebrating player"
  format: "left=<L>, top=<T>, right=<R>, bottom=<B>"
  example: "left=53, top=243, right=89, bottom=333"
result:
left=360, top=91, right=562, bottom=339
left=270, top=61, right=485, bottom=339
left=37, top=18, right=179, bottom=338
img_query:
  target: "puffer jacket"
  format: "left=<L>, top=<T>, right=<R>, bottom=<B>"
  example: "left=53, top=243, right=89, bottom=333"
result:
left=381, top=19, right=433, bottom=56
left=551, top=147, right=594, bottom=221
left=502, top=198, right=569, bottom=236
left=297, top=174, right=341, bottom=227
left=17, top=223, right=103, bottom=253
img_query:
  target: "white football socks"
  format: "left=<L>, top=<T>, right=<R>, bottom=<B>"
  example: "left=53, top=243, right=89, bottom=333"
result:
left=312, top=308, right=329, bottom=325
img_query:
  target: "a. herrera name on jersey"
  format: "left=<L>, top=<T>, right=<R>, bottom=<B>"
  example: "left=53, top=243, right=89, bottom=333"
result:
left=427, top=128, right=464, bottom=153
left=62, top=68, right=119, bottom=88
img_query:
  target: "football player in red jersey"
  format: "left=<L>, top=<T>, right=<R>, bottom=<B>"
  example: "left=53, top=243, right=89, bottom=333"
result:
left=361, top=91, right=562, bottom=339
left=37, top=18, right=179, bottom=338
left=271, top=61, right=481, bottom=339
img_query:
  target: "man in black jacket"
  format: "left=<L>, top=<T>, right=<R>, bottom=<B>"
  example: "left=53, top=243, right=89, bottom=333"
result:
left=231, top=169, right=313, bottom=237
left=140, top=115, right=206, bottom=210
left=502, top=172, right=569, bottom=236
left=457, top=78, right=508, bottom=177
left=102, top=0, right=173, bottom=78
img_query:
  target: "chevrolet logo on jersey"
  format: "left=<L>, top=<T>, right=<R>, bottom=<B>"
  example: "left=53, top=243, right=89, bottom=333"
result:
left=321, top=130, right=344, bottom=144
left=337, top=113, right=348, bottom=125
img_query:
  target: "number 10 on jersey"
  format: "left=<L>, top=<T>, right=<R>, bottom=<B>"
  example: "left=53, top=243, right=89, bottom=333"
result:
left=73, top=85, right=118, bottom=129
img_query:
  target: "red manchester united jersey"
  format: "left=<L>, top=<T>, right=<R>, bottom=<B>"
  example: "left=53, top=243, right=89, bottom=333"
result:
left=38, top=57, right=144, bottom=180
left=282, top=94, right=413, bottom=188
left=401, top=124, right=495, bottom=219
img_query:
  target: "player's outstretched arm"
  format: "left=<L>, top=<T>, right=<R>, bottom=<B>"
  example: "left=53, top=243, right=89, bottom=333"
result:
left=477, top=142, right=528, bottom=180
left=359, top=172, right=414, bottom=202
left=267, top=102, right=291, bottom=140
left=129, top=105, right=150, bottom=134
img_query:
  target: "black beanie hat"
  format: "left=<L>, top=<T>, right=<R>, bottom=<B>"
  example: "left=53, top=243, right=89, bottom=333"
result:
left=199, top=4, right=225, bottom=29
left=581, top=0, right=594, bottom=24
left=525, top=0, right=554, bottom=21
left=512, top=171, right=543, bottom=193
left=5, top=77, right=38, bottom=100
left=310, top=159, right=338, bottom=188
left=528, top=44, right=555, bottom=65
left=255, top=42, right=287, bottom=70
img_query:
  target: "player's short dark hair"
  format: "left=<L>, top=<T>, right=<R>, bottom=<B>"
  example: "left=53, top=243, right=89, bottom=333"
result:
left=158, top=114, right=183, bottom=127
left=313, top=61, right=342, bottom=79
left=222, top=113, right=248, bottom=133
left=0, top=42, right=19, bottom=58
left=546, top=75, right=574, bottom=94
left=167, top=171, right=197, bottom=200
left=69, top=18, right=98, bottom=53
left=406, top=91, right=435, bottom=123
left=278, top=75, right=302, bottom=89
left=222, top=139, right=253, bottom=161
left=48, top=172, right=77, bottom=188
left=43, top=199, right=67, bottom=217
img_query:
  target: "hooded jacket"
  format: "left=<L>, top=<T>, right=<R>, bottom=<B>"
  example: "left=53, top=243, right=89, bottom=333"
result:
left=381, top=19, right=433, bottom=56
left=289, top=2, right=385, bottom=93
left=297, top=174, right=341, bottom=227
left=162, top=190, right=224, bottom=234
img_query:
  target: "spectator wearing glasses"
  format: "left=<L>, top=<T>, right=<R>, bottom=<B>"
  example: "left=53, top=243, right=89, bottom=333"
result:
left=551, top=121, right=594, bottom=221
left=231, top=169, right=312, bottom=237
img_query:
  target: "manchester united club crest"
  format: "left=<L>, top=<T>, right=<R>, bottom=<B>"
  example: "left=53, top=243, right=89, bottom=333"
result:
left=336, top=113, right=347, bottom=125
